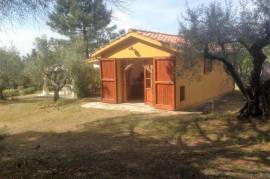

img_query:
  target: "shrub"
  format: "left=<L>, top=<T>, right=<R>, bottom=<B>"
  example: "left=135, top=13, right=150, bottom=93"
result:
left=71, top=62, right=97, bottom=98
left=23, top=87, right=36, bottom=95
left=3, top=89, right=20, bottom=97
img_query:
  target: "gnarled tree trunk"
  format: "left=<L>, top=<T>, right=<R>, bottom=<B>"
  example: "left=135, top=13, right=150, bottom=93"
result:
left=45, top=64, right=68, bottom=102
left=204, top=47, right=269, bottom=119
left=261, top=79, right=270, bottom=115
left=239, top=43, right=268, bottom=118
left=53, top=88, right=60, bottom=102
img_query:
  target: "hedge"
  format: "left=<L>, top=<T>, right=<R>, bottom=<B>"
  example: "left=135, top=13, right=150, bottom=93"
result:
left=3, top=87, right=37, bottom=98
left=23, top=87, right=36, bottom=95
left=3, top=89, right=20, bottom=97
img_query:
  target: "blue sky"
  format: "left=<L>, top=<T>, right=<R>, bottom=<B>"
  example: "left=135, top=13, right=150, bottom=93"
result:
left=0, top=0, right=215, bottom=56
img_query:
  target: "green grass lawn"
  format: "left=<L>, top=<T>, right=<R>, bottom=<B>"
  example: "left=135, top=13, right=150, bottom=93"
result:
left=0, top=93, right=270, bottom=178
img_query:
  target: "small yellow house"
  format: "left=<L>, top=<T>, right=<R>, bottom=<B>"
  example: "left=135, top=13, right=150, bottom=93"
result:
left=89, top=29, right=234, bottom=110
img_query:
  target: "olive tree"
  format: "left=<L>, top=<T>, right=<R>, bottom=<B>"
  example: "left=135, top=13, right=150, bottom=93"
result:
left=45, top=64, right=68, bottom=101
left=24, top=37, right=61, bottom=96
left=180, top=0, right=270, bottom=118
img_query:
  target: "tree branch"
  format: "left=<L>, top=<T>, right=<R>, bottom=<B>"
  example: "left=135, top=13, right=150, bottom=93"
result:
left=49, top=78, right=58, bottom=89
left=204, top=47, right=250, bottom=99
left=250, top=36, right=270, bottom=53
left=238, top=40, right=252, bottom=53
left=59, top=76, right=67, bottom=89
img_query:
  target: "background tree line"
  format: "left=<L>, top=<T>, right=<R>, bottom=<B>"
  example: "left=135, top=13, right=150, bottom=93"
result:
left=0, top=0, right=124, bottom=101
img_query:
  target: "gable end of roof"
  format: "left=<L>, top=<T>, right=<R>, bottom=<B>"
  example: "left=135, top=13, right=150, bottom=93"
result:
left=90, top=29, right=184, bottom=59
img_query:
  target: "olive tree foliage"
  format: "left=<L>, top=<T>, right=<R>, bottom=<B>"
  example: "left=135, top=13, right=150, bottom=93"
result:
left=0, top=48, right=22, bottom=99
left=0, top=0, right=127, bottom=25
left=23, top=37, right=63, bottom=96
left=234, top=49, right=254, bottom=84
left=180, top=0, right=270, bottom=118
left=24, top=37, right=99, bottom=99
left=0, top=0, right=54, bottom=25
left=56, top=38, right=99, bottom=98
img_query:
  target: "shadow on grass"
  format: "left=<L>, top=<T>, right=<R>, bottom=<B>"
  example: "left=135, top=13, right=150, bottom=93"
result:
left=0, top=97, right=78, bottom=107
left=0, top=113, right=270, bottom=178
left=0, top=97, right=50, bottom=105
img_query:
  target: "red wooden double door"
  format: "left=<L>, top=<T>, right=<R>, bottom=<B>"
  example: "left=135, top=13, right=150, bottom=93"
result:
left=100, top=58, right=175, bottom=110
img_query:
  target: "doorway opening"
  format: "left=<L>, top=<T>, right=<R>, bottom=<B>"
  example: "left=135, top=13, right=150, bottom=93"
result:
left=122, top=59, right=153, bottom=104
left=123, top=60, right=144, bottom=102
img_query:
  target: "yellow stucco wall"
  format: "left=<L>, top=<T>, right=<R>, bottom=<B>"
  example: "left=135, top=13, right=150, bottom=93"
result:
left=175, top=57, right=235, bottom=110
left=100, top=37, right=171, bottom=59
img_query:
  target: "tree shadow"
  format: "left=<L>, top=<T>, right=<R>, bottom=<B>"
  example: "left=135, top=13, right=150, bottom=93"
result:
left=0, top=97, right=78, bottom=107
left=0, top=98, right=42, bottom=105
left=0, top=113, right=269, bottom=178
left=188, top=91, right=245, bottom=113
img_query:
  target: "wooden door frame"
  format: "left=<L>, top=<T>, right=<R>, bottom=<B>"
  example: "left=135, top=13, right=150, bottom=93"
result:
left=144, top=59, right=154, bottom=105
left=122, top=60, right=131, bottom=102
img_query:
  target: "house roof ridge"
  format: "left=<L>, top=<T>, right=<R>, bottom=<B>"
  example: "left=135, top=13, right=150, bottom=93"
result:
left=129, top=28, right=180, bottom=37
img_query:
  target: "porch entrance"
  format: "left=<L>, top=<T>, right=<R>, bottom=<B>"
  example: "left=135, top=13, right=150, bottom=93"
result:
left=122, top=59, right=153, bottom=104
left=100, top=58, right=176, bottom=110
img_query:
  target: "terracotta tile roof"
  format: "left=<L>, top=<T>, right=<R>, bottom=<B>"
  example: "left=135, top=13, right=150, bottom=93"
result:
left=130, top=29, right=185, bottom=46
